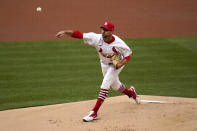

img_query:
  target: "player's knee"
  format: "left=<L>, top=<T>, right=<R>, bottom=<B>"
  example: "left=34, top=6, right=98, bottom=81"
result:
left=112, top=84, right=125, bottom=92
left=111, top=83, right=122, bottom=91
left=101, top=78, right=113, bottom=90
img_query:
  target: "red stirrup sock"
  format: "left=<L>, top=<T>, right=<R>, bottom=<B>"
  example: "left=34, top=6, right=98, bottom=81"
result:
left=118, top=84, right=132, bottom=97
left=92, top=89, right=108, bottom=113
left=123, top=88, right=132, bottom=97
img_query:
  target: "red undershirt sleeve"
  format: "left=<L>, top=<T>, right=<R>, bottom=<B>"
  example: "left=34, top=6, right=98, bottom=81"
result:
left=124, top=56, right=130, bottom=61
left=72, top=30, right=83, bottom=39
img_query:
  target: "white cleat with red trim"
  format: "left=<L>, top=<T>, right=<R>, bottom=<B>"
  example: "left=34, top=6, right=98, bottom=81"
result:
left=83, top=111, right=98, bottom=122
left=129, top=86, right=141, bottom=104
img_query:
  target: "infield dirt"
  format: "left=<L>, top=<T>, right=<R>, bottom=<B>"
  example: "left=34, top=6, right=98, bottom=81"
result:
left=0, top=95, right=197, bottom=131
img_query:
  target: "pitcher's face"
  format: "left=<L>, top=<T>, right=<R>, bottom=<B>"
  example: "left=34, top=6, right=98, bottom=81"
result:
left=101, top=28, right=112, bottom=38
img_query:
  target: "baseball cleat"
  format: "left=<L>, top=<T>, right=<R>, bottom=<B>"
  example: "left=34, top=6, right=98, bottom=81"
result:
left=129, top=86, right=141, bottom=104
left=83, top=111, right=98, bottom=122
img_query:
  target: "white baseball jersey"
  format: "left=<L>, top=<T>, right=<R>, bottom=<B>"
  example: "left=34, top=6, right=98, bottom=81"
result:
left=83, top=32, right=132, bottom=65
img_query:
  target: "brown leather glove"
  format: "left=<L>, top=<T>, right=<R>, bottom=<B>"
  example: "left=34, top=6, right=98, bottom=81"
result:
left=111, top=54, right=122, bottom=69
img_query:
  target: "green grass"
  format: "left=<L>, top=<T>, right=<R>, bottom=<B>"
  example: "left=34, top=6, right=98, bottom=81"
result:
left=0, top=36, right=197, bottom=111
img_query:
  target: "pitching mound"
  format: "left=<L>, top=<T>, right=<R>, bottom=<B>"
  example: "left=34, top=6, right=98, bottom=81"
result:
left=0, top=95, right=197, bottom=131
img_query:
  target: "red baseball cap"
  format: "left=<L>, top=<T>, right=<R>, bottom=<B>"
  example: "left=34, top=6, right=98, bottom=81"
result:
left=100, top=21, right=114, bottom=31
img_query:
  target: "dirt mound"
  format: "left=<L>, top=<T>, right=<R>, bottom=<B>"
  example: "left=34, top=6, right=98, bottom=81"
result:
left=0, top=95, right=197, bottom=131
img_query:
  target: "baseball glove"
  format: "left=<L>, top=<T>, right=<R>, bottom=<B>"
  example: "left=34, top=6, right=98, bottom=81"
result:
left=111, top=54, right=122, bottom=69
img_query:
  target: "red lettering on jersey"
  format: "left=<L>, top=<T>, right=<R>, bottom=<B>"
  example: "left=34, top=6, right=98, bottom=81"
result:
left=99, top=48, right=113, bottom=58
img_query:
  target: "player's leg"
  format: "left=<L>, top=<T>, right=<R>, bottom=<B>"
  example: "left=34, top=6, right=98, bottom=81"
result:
left=92, top=66, right=125, bottom=112
left=92, top=66, right=116, bottom=112
left=83, top=87, right=108, bottom=122
left=92, top=63, right=111, bottom=115
left=83, top=63, right=109, bottom=122
left=83, top=65, right=120, bottom=122
left=111, top=77, right=140, bottom=104
left=111, top=78, right=131, bottom=97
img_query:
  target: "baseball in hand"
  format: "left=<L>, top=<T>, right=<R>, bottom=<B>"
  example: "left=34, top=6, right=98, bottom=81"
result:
left=36, top=7, right=42, bottom=12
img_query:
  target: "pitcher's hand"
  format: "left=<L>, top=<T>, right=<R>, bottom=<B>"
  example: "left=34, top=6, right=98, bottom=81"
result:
left=56, top=31, right=66, bottom=38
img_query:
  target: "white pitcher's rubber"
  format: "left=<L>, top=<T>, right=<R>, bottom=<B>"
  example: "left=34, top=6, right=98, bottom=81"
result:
left=140, top=100, right=168, bottom=103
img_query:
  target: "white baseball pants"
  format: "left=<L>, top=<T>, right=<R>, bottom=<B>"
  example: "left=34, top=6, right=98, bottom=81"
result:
left=100, top=63, right=124, bottom=91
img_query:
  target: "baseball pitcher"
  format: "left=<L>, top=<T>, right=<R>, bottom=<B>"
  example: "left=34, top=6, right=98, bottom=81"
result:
left=56, top=21, right=140, bottom=122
